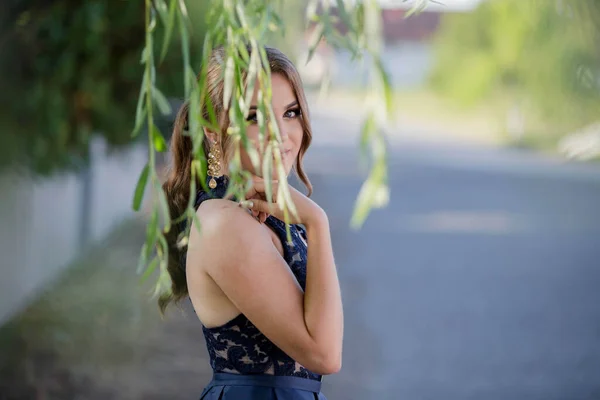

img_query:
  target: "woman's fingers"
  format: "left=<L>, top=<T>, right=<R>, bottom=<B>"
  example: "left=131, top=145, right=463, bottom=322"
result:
left=246, top=177, right=278, bottom=203
left=259, top=212, right=268, bottom=224
left=238, top=176, right=282, bottom=224
left=242, top=198, right=276, bottom=215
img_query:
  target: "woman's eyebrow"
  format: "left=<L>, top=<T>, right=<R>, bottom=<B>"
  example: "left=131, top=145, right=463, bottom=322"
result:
left=248, top=100, right=298, bottom=111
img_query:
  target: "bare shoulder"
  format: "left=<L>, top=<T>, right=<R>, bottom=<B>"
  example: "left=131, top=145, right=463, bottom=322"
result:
left=194, top=199, right=263, bottom=234
left=188, top=199, right=271, bottom=269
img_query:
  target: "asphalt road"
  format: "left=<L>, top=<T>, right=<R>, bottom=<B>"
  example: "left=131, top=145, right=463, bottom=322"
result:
left=304, top=115, right=600, bottom=400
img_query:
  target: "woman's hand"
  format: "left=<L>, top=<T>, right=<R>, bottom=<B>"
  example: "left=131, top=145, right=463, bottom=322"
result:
left=241, top=176, right=326, bottom=227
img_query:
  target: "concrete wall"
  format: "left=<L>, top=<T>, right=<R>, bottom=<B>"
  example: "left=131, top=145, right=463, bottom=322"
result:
left=0, top=137, right=148, bottom=325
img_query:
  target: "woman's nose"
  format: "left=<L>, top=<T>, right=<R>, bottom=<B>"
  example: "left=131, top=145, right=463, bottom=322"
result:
left=275, top=117, right=289, bottom=141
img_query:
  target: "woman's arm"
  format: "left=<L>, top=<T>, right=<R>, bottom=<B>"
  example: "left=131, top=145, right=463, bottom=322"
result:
left=302, top=210, right=343, bottom=373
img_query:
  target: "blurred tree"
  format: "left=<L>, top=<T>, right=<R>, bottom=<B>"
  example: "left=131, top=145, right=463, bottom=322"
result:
left=429, top=0, right=600, bottom=144
left=0, top=0, right=208, bottom=175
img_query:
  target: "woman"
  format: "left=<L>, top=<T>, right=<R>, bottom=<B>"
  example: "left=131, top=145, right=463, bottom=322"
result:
left=161, top=46, right=344, bottom=399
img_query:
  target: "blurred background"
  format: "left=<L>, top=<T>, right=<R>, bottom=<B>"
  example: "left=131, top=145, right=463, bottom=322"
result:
left=1, top=0, right=600, bottom=399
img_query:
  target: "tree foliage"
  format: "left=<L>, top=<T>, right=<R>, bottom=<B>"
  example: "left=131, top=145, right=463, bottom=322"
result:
left=430, top=0, right=600, bottom=137
left=0, top=0, right=207, bottom=174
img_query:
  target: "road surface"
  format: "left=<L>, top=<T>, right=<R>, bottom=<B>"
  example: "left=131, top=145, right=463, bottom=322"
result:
left=305, top=114, right=600, bottom=400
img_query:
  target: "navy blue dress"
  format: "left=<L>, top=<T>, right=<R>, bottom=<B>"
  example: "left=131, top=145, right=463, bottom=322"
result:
left=182, top=176, right=327, bottom=400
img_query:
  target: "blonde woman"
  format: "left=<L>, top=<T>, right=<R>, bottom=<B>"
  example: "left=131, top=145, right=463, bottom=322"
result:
left=161, top=46, right=343, bottom=399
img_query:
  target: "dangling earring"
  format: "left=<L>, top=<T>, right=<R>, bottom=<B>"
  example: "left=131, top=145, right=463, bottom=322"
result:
left=207, top=141, right=222, bottom=189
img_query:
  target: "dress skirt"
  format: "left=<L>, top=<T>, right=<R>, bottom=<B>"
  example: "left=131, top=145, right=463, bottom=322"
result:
left=199, top=373, right=327, bottom=400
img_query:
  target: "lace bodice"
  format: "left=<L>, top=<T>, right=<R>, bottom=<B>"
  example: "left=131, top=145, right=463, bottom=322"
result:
left=184, top=176, right=320, bottom=381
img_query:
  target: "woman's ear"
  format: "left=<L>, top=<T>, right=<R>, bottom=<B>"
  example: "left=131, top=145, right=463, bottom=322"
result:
left=203, top=127, right=218, bottom=145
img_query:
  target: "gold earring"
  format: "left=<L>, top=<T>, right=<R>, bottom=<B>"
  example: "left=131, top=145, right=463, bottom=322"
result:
left=207, top=141, right=222, bottom=189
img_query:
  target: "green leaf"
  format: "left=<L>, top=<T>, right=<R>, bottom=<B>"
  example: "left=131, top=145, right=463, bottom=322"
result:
left=132, top=163, right=149, bottom=211
left=257, top=45, right=271, bottom=75
left=351, top=140, right=389, bottom=229
left=359, top=112, right=376, bottom=162
left=350, top=176, right=389, bottom=229
left=203, top=74, right=219, bottom=129
left=155, top=0, right=169, bottom=26
left=336, top=0, right=355, bottom=31
left=136, top=243, right=149, bottom=277
left=223, top=55, right=234, bottom=109
left=306, top=0, right=320, bottom=25
left=137, top=211, right=158, bottom=274
left=131, top=108, right=147, bottom=138
left=156, top=181, right=172, bottom=232
left=139, top=256, right=159, bottom=283
left=237, top=41, right=250, bottom=64
left=202, top=31, right=213, bottom=65
left=262, top=143, right=273, bottom=202
left=151, top=124, right=167, bottom=152
left=158, top=234, right=169, bottom=271
left=178, top=9, right=191, bottom=96
left=374, top=56, right=394, bottom=116
left=405, top=0, right=429, bottom=18
left=243, top=45, right=259, bottom=115
left=271, top=12, right=284, bottom=34
left=177, top=0, right=191, bottom=30
left=186, top=171, right=198, bottom=212
left=306, top=23, right=325, bottom=64
left=235, top=3, right=250, bottom=31
left=132, top=74, right=147, bottom=138
left=194, top=150, right=210, bottom=194
left=139, top=46, right=149, bottom=64
left=152, top=86, right=172, bottom=115
left=159, top=0, right=177, bottom=62
left=149, top=8, right=157, bottom=32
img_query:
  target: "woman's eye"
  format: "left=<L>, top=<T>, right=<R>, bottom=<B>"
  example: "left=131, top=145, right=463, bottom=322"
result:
left=284, top=108, right=301, bottom=119
left=246, top=113, right=258, bottom=123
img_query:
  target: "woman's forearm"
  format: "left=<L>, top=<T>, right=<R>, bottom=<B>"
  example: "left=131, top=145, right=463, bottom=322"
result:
left=302, top=212, right=344, bottom=372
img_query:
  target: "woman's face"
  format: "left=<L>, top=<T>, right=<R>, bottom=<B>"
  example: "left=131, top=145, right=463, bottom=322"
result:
left=238, top=73, right=303, bottom=179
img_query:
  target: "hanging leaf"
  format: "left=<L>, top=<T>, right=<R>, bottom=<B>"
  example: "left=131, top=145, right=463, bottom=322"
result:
left=405, top=0, right=430, bottom=18
left=262, top=143, right=274, bottom=202
left=155, top=0, right=169, bottom=25
left=374, top=56, right=394, bottom=116
left=132, top=73, right=147, bottom=138
left=359, top=112, right=377, bottom=163
left=152, top=86, right=172, bottom=115
left=306, top=0, right=320, bottom=25
left=243, top=45, right=259, bottom=116
left=132, top=163, right=149, bottom=211
left=136, top=243, right=149, bottom=277
left=350, top=169, right=389, bottom=229
left=139, top=256, right=159, bottom=283
left=145, top=210, right=159, bottom=256
left=151, top=124, right=167, bottom=152
left=178, top=9, right=191, bottom=96
left=223, top=55, right=235, bottom=110
left=306, top=22, right=325, bottom=64
left=159, top=0, right=177, bottom=62
left=156, top=181, right=172, bottom=232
